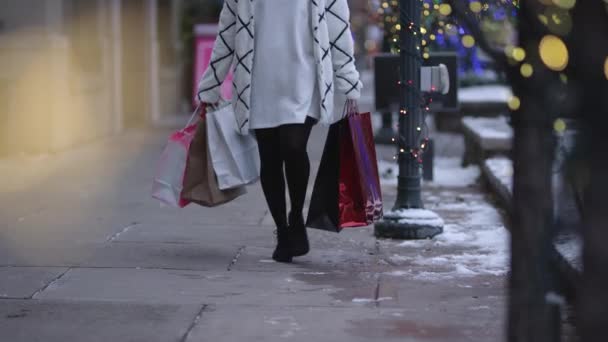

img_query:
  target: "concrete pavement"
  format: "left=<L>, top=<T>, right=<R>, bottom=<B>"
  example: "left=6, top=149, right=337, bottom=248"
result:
left=0, top=125, right=506, bottom=341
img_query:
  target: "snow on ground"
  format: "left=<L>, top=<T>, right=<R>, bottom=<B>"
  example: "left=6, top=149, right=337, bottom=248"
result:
left=458, top=85, right=512, bottom=103
left=378, top=157, right=480, bottom=188
left=385, top=201, right=509, bottom=281
left=380, top=157, right=508, bottom=281
left=385, top=208, right=445, bottom=227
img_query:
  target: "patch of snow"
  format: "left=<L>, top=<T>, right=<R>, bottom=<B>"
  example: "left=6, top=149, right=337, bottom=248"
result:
left=429, top=157, right=481, bottom=187
left=385, top=208, right=445, bottom=228
left=462, top=116, right=513, bottom=142
left=469, top=306, right=491, bottom=311
left=545, top=292, right=567, bottom=307
left=485, top=157, right=513, bottom=193
left=385, top=270, right=411, bottom=276
left=554, top=235, right=583, bottom=272
left=387, top=201, right=509, bottom=280
left=459, top=85, right=512, bottom=103
left=352, top=298, right=375, bottom=303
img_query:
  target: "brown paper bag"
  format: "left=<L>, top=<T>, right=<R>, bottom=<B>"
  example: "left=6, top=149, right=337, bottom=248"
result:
left=182, top=118, right=246, bottom=207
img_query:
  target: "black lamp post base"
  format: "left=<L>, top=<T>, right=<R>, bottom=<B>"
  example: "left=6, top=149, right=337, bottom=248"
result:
left=374, top=209, right=444, bottom=239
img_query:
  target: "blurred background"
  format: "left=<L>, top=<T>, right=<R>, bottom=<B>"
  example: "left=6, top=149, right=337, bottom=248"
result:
left=0, top=0, right=519, bottom=156
left=1, top=0, right=607, bottom=341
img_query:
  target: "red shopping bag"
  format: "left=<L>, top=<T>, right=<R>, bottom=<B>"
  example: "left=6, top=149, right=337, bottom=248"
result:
left=306, top=111, right=383, bottom=232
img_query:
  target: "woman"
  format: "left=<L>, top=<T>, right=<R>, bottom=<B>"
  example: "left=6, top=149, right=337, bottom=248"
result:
left=197, top=0, right=362, bottom=263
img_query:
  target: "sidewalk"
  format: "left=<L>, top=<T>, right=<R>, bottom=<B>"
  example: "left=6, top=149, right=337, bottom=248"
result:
left=0, top=122, right=507, bottom=341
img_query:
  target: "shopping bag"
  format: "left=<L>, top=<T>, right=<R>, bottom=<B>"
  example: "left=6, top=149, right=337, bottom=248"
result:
left=207, top=103, right=260, bottom=190
left=349, top=112, right=384, bottom=224
left=306, top=111, right=383, bottom=232
left=182, top=116, right=247, bottom=206
left=151, top=108, right=200, bottom=208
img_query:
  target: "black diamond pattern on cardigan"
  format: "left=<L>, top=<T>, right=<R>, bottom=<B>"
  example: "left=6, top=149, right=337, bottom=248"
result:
left=311, top=0, right=358, bottom=107
left=198, top=2, right=237, bottom=99
left=326, top=0, right=354, bottom=72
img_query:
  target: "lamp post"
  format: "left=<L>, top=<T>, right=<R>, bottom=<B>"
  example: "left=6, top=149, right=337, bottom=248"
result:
left=374, top=0, right=443, bottom=239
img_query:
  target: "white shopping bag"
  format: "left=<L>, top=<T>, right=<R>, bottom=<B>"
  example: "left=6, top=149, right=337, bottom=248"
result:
left=207, top=103, right=260, bottom=190
left=151, top=107, right=200, bottom=207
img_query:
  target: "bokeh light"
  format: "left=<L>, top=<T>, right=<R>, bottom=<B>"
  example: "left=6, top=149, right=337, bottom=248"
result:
left=539, top=35, right=569, bottom=71
left=513, top=47, right=526, bottom=62
left=439, top=4, right=452, bottom=16
left=521, top=63, right=534, bottom=78
left=554, top=118, right=567, bottom=133
left=604, top=57, right=608, bottom=80
left=508, top=96, right=521, bottom=111
left=462, top=35, right=476, bottom=48
left=552, top=0, right=576, bottom=10
left=470, top=1, right=483, bottom=13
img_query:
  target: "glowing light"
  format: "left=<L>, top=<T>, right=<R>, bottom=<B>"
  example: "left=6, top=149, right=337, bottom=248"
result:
left=395, top=24, right=401, bottom=30
left=420, top=27, right=427, bottom=34
left=439, top=4, right=452, bottom=15
left=382, top=2, right=389, bottom=8
left=423, top=53, right=430, bottom=59
left=554, top=118, right=567, bottom=132
left=552, top=0, right=576, bottom=9
left=429, top=34, right=436, bottom=40
left=539, top=35, right=569, bottom=71
left=508, top=96, right=521, bottom=111
left=462, top=35, right=475, bottom=48
left=424, top=10, right=430, bottom=16
left=520, top=63, right=534, bottom=78
left=604, top=57, right=608, bottom=80
left=512, top=47, right=526, bottom=62
left=469, top=1, right=483, bottom=13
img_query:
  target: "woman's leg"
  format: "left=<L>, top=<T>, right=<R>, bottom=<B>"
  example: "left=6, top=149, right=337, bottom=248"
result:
left=279, top=117, right=316, bottom=221
left=254, top=127, right=287, bottom=230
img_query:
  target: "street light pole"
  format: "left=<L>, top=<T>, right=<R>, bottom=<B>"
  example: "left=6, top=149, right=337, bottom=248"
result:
left=374, top=0, right=444, bottom=239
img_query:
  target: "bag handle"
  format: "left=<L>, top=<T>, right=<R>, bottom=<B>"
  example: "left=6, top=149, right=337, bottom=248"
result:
left=183, top=103, right=203, bottom=130
left=341, top=99, right=359, bottom=119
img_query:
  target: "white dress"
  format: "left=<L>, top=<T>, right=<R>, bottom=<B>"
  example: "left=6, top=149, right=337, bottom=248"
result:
left=249, top=0, right=320, bottom=129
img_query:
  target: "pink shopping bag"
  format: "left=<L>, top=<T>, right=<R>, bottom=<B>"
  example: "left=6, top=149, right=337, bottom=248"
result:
left=151, top=107, right=201, bottom=207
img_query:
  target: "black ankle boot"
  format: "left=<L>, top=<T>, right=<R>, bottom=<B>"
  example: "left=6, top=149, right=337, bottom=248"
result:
left=288, top=212, right=309, bottom=257
left=272, top=226, right=293, bottom=263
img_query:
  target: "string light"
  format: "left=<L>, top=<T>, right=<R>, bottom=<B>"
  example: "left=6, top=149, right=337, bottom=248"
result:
left=374, top=0, right=518, bottom=164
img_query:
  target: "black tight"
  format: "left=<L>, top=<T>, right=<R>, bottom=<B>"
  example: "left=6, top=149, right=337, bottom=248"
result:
left=255, top=117, right=316, bottom=229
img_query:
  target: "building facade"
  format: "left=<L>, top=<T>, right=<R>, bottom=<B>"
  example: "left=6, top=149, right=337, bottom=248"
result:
left=0, top=0, right=185, bottom=155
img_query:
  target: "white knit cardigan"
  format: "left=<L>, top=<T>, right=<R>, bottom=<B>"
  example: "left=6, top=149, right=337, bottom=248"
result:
left=197, top=0, right=363, bottom=133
